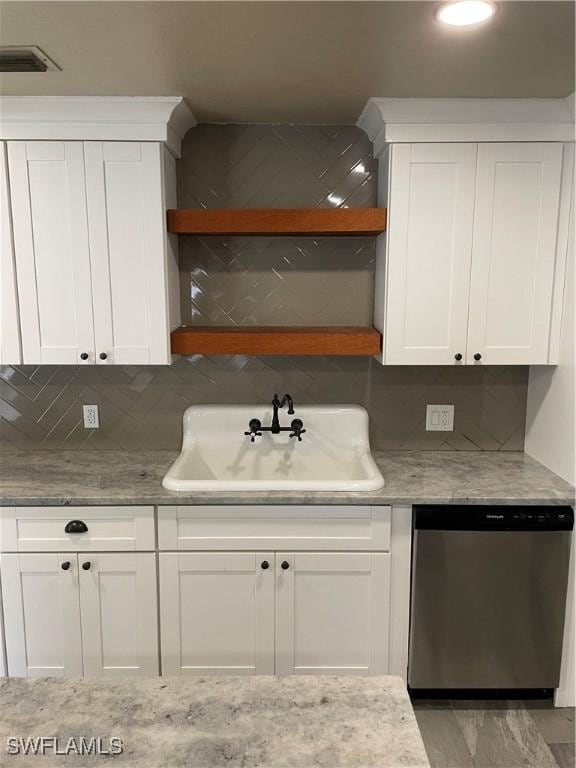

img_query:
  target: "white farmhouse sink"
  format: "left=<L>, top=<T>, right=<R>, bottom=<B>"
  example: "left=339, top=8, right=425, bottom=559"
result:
left=162, top=404, right=384, bottom=492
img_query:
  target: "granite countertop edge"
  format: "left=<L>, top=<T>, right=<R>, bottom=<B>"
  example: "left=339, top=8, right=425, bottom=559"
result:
left=0, top=493, right=574, bottom=507
left=0, top=449, right=574, bottom=507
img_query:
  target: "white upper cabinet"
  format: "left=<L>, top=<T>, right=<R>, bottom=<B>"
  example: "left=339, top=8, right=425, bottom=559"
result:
left=376, top=141, right=570, bottom=365
left=383, top=144, right=476, bottom=365
left=0, top=141, right=21, bottom=365
left=8, top=141, right=95, bottom=365
left=8, top=140, right=180, bottom=365
left=467, top=143, right=564, bottom=365
left=84, top=142, right=177, bottom=364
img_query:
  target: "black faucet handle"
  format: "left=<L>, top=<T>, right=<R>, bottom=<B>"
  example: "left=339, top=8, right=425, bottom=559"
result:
left=289, top=418, right=305, bottom=441
left=245, top=418, right=263, bottom=442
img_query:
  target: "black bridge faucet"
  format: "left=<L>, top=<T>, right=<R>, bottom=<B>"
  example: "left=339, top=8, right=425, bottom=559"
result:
left=245, top=394, right=306, bottom=442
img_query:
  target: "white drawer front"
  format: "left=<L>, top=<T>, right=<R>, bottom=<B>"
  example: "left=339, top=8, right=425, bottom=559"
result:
left=0, top=507, right=155, bottom=552
left=158, top=506, right=390, bottom=552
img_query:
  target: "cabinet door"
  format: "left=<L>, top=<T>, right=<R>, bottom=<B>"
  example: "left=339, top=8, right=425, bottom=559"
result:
left=84, top=142, right=171, bottom=364
left=468, top=143, right=564, bottom=364
left=0, top=570, right=6, bottom=676
left=275, top=552, right=390, bottom=675
left=384, top=144, right=476, bottom=364
left=0, top=141, right=21, bottom=364
left=8, top=141, right=95, bottom=364
left=79, top=553, right=158, bottom=677
left=1, top=553, right=83, bottom=677
left=159, top=552, right=274, bottom=675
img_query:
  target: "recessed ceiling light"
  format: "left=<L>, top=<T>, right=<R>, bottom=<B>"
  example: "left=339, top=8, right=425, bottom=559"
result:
left=437, top=1, right=495, bottom=26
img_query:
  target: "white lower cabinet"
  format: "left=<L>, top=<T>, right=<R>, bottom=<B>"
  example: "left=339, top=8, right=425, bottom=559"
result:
left=1, top=552, right=158, bottom=677
left=159, top=551, right=391, bottom=676
left=0, top=505, right=406, bottom=680
left=159, top=552, right=275, bottom=675
left=275, top=552, right=390, bottom=676
left=1, top=553, right=83, bottom=677
left=78, top=553, right=158, bottom=677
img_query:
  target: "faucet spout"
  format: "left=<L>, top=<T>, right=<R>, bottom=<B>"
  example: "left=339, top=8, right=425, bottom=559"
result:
left=271, top=393, right=295, bottom=433
left=245, top=394, right=303, bottom=441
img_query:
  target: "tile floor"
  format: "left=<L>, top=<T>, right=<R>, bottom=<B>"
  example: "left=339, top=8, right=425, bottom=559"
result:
left=412, top=699, right=575, bottom=768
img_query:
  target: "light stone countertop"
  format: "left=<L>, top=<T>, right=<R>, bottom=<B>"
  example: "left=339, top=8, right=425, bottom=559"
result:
left=0, top=675, right=430, bottom=768
left=0, top=448, right=573, bottom=507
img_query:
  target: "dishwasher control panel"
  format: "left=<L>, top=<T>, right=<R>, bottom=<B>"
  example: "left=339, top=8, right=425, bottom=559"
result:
left=414, top=505, right=574, bottom=531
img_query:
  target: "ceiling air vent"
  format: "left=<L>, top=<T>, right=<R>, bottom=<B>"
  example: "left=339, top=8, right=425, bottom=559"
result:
left=0, top=46, right=60, bottom=72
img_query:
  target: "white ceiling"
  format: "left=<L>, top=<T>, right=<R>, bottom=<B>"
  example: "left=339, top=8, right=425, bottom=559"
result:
left=0, top=1, right=574, bottom=124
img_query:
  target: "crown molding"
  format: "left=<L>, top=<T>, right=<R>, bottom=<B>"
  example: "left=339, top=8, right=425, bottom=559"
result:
left=0, top=96, right=196, bottom=157
left=358, top=96, right=576, bottom=156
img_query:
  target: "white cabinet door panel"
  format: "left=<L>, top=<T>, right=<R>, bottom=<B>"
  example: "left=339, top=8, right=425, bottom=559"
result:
left=85, top=142, right=170, bottom=364
left=384, top=143, right=476, bottom=364
left=8, top=141, right=95, bottom=364
left=468, top=143, right=563, bottom=364
left=79, top=553, right=158, bottom=677
left=0, top=141, right=21, bottom=365
left=160, top=552, right=274, bottom=675
left=1, top=553, right=83, bottom=677
left=275, top=552, right=390, bottom=676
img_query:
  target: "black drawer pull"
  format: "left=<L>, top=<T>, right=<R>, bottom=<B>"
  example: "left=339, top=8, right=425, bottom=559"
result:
left=65, top=520, right=88, bottom=534
left=261, top=561, right=270, bottom=570
left=61, top=561, right=71, bottom=571
left=82, top=561, right=91, bottom=571
left=281, top=561, right=290, bottom=570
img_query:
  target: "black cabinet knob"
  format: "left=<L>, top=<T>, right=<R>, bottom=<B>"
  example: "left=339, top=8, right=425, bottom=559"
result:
left=99, top=352, right=107, bottom=360
left=80, top=353, right=89, bottom=361
left=82, top=561, right=91, bottom=571
left=474, top=353, right=482, bottom=361
left=281, top=561, right=290, bottom=570
left=65, top=520, right=88, bottom=534
left=454, top=353, right=463, bottom=361
left=261, top=560, right=270, bottom=570
left=61, top=561, right=71, bottom=571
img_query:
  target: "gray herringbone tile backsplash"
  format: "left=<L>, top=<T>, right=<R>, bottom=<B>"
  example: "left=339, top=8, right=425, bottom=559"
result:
left=178, top=124, right=377, bottom=326
left=0, top=124, right=528, bottom=452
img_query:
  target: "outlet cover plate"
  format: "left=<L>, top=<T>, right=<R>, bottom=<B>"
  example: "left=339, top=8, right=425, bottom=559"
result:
left=83, top=405, right=99, bottom=429
left=426, top=404, right=454, bottom=432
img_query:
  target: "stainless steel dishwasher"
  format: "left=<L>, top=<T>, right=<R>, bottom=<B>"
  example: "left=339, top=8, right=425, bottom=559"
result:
left=408, top=505, right=573, bottom=693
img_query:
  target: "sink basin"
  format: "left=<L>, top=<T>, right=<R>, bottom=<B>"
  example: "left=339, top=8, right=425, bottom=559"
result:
left=163, top=404, right=384, bottom=492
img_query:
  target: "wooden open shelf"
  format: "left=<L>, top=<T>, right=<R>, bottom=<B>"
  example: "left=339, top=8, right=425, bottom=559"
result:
left=167, top=208, right=386, bottom=236
left=171, top=326, right=382, bottom=356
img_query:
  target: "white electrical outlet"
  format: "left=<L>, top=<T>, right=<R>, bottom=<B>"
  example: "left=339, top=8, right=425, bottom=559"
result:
left=83, top=405, right=99, bottom=429
left=426, top=404, right=454, bottom=432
